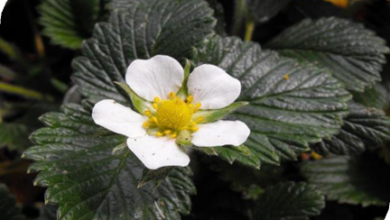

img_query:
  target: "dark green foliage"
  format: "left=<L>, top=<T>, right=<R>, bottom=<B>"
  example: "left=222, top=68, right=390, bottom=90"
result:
left=196, top=145, right=261, bottom=169
left=72, top=0, right=216, bottom=103
left=0, top=103, right=59, bottom=151
left=23, top=1, right=215, bottom=219
left=252, top=182, right=325, bottom=220
left=2, top=0, right=390, bottom=219
left=301, top=153, right=390, bottom=207
left=70, top=0, right=101, bottom=36
left=206, top=0, right=227, bottom=35
left=39, top=0, right=102, bottom=49
left=211, top=161, right=284, bottom=200
left=352, top=83, right=390, bottom=111
left=0, top=123, right=31, bottom=150
left=0, top=184, right=25, bottom=220
left=138, top=167, right=173, bottom=188
left=37, top=205, right=57, bottom=220
left=268, top=17, right=390, bottom=92
left=247, top=0, right=291, bottom=23
left=312, top=102, right=390, bottom=155
left=24, top=103, right=195, bottom=220
left=196, top=36, right=350, bottom=166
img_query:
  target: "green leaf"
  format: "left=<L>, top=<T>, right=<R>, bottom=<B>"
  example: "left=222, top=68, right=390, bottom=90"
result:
left=37, top=205, right=57, bottom=220
left=214, top=145, right=261, bottom=168
left=39, top=0, right=102, bottom=49
left=246, top=0, right=291, bottom=23
left=195, top=145, right=261, bottom=169
left=352, top=83, right=390, bottom=111
left=301, top=153, right=390, bottom=207
left=0, top=37, right=23, bottom=63
left=252, top=182, right=325, bottom=220
left=0, top=123, right=32, bottom=150
left=0, top=184, right=25, bottom=220
left=73, top=0, right=216, bottom=103
left=138, top=167, right=173, bottom=188
left=312, top=102, right=390, bottom=155
left=211, top=162, right=283, bottom=200
left=267, top=17, right=390, bottom=92
left=69, top=0, right=101, bottom=35
left=25, top=2, right=215, bottom=218
left=195, top=36, right=350, bottom=166
left=50, top=78, right=69, bottom=93
left=0, top=103, right=58, bottom=151
left=24, top=103, right=196, bottom=220
left=206, top=0, right=227, bottom=36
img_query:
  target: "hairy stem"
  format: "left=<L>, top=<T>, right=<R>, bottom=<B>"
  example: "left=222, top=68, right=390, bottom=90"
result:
left=244, top=20, right=255, bottom=41
left=232, top=0, right=246, bottom=36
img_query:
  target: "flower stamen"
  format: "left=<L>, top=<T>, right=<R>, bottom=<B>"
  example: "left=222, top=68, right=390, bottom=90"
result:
left=143, top=92, right=202, bottom=138
left=144, top=110, right=151, bottom=117
left=193, top=103, right=202, bottom=112
left=169, top=92, right=176, bottom=99
left=186, top=95, right=194, bottom=103
left=156, top=131, right=163, bottom=137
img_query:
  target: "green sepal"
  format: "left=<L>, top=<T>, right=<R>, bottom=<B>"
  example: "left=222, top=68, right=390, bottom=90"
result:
left=177, top=59, right=191, bottom=99
left=138, top=167, right=173, bottom=189
left=114, top=81, right=152, bottom=114
left=193, top=101, right=249, bottom=123
left=176, top=130, right=193, bottom=146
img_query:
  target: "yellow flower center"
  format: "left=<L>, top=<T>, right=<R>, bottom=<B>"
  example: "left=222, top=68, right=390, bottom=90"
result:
left=143, top=92, right=203, bottom=138
left=156, top=99, right=193, bottom=130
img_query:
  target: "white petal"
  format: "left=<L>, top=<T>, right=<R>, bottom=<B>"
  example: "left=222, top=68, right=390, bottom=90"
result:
left=127, top=136, right=190, bottom=170
left=192, top=120, right=250, bottom=147
left=92, top=100, right=147, bottom=138
left=126, top=55, right=184, bottom=101
left=187, top=65, right=241, bottom=109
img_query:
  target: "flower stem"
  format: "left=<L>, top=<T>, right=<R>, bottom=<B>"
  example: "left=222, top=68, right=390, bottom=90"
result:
left=232, top=0, right=246, bottom=36
left=244, top=20, right=255, bottom=42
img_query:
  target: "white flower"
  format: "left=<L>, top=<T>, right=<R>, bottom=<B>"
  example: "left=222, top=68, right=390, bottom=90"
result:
left=92, top=55, right=250, bottom=170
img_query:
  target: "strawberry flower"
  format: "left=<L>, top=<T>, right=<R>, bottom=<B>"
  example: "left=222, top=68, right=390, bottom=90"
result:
left=92, top=55, right=250, bottom=170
